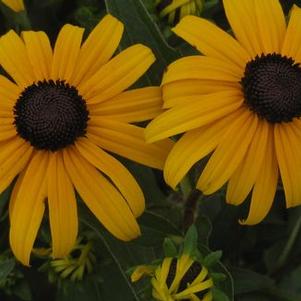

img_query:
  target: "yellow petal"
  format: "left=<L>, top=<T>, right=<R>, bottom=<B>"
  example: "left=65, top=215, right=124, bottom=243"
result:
left=9, top=170, right=25, bottom=218
left=226, top=120, right=269, bottom=205
left=0, top=122, right=16, bottom=141
left=63, top=147, right=141, bottom=241
left=240, top=125, right=278, bottom=225
left=145, top=89, right=243, bottom=143
left=2, top=0, right=24, bottom=12
left=51, top=24, right=84, bottom=82
left=197, top=110, right=257, bottom=194
left=9, top=151, right=48, bottom=266
left=75, top=138, right=145, bottom=217
left=162, top=79, right=239, bottom=109
left=0, top=75, right=21, bottom=108
left=0, top=30, right=35, bottom=87
left=175, top=279, right=213, bottom=298
left=22, top=31, right=53, bottom=80
left=253, top=0, right=286, bottom=54
left=48, top=152, right=78, bottom=258
left=164, top=109, right=243, bottom=189
left=173, top=15, right=250, bottom=69
left=0, top=137, right=32, bottom=194
left=89, top=87, right=163, bottom=122
left=78, top=44, right=155, bottom=104
left=87, top=119, right=173, bottom=169
left=274, top=121, right=301, bottom=207
left=71, top=14, right=124, bottom=85
left=162, top=56, right=242, bottom=85
left=282, top=5, right=301, bottom=62
left=223, top=0, right=285, bottom=57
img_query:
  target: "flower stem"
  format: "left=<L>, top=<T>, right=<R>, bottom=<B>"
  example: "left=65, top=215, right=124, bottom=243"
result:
left=277, top=213, right=301, bottom=268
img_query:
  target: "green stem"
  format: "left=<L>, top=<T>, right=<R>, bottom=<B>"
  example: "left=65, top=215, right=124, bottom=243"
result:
left=15, top=10, right=32, bottom=30
left=179, top=175, right=193, bottom=200
left=277, top=213, right=301, bottom=268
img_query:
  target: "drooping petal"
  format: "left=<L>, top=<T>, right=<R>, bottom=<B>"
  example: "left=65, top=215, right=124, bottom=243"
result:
left=87, top=119, right=173, bottom=169
left=145, top=89, right=243, bottom=143
left=162, top=56, right=242, bottom=85
left=47, top=152, right=78, bottom=258
left=63, top=147, right=141, bottom=241
left=282, top=5, right=301, bottom=62
left=240, top=125, right=278, bottom=225
left=2, top=0, right=24, bottom=12
left=89, top=87, right=163, bottom=122
left=226, top=120, right=269, bottom=205
left=274, top=122, right=301, bottom=207
left=22, top=31, right=53, bottom=80
left=0, top=137, right=33, bottom=194
left=51, top=24, right=84, bottom=82
left=0, top=121, right=17, bottom=141
left=9, top=151, right=48, bottom=266
left=0, top=30, right=35, bottom=87
left=173, top=15, right=250, bottom=68
left=75, top=138, right=145, bottom=217
left=78, top=44, right=155, bottom=104
left=197, top=110, right=258, bottom=194
left=71, top=14, right=124, bottom=85
left=223, top=0, right=285, bottom=56
left=164, top=108, right=243, bottom=189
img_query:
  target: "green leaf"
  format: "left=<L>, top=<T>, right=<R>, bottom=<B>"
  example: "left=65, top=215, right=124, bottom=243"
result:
left=230, top=268, right=274, bottom=295
left=14, top=281, right=32, bottom=301
left=0, top=258, right=15, bottom=281
left=104, top=0, right=179, bottom=86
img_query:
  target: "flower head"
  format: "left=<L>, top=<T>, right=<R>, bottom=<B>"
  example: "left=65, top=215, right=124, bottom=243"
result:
left=156, top=0, right=204, bottom=25
left=1, top=0, right=24, bottom=12
left=132, top=255, right=213, bottom=301
left=146, top=0, right=301, bottom=224
left=0, top=14, right=173, bottom=265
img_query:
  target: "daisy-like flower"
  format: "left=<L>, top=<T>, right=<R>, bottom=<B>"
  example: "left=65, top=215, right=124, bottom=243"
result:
left=131, top=255, right=213, bottom=301
left=0, top=14, right=172, bottom=266
left=1, top=0, right=24, bottom=12
left=146, top=0, right=301, bottom=224
left=156, top=0, right=204, bottom=26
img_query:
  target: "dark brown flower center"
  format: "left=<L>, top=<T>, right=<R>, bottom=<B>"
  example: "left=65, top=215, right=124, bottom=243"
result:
left=14, top=80, right=89, bottom=151
left=241, top=53, right=301, bottom=123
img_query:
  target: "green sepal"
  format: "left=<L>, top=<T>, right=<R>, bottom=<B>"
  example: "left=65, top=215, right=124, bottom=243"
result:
left=211, top=287, right=230, bottom=301
left=163, top=238, right=178, bottom=258
left=203, top=250, right=223, bottom=267
left=210, top=272, right=227, bottom=282
left=183, top=225, right=198, bottom=256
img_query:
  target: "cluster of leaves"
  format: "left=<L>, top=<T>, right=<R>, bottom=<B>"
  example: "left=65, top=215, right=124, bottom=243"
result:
left=1, top=0, right=301, bottom=300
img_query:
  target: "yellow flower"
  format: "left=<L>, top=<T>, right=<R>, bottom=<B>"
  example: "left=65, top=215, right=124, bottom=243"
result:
left=155, top=0, right=204, bottom=25
left=1, top=0, right=24, bottom=12
left=146, top=0, right=301, bottom=224
left=0, top=14, right=173, bottom=266
left=132, top=255, right=213, bottom=301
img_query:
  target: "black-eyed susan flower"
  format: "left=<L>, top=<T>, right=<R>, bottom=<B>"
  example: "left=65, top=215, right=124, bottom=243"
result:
left=146, top=0, right=301, bottom=225
left=132, top=255, right=213, bottom=301
left=156, top=0, right=204, bottom=26
left=0, top=14, right=173, bottom=266
left=1, top=0, right=24, bottom=12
